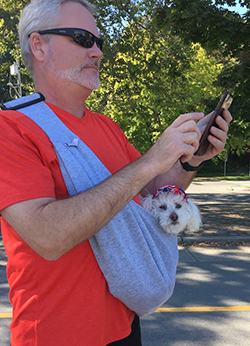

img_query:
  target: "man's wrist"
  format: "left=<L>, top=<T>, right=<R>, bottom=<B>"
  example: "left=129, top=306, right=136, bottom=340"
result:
left=179, top=157, right=205, bottom=172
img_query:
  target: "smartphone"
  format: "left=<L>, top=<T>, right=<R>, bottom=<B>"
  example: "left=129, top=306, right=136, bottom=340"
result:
left=194, top=91, right=233, bottom=156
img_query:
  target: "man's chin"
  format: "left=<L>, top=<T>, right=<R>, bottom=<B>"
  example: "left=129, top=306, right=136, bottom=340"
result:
left=79, top=78, right=100, bottom=91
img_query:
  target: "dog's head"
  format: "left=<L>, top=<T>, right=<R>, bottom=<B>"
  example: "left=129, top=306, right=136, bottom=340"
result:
left=141, top=185, right=202, bottom=234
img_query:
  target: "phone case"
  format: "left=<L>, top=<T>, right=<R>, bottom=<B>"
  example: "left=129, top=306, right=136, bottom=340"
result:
left=195, top=91, right=233, bottom=156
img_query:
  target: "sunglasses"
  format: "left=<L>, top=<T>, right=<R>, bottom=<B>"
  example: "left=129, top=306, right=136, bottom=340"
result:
left=29, top=27, right=103, bottom=51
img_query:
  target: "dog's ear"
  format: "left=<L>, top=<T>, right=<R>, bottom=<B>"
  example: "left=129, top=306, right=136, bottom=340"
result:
left=140, top=194, right=154, bottom=211
left=186, top=199, right=202, bottom=232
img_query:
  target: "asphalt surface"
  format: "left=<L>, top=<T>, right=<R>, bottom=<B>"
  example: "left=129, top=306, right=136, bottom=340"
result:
left=141, top=245, right=250, bottom=346
left=0, top=180, right=249, bottom=345
left=181, top=180, right=250, bottom=245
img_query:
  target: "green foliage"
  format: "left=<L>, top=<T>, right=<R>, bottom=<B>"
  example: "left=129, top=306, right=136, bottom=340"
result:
left=0, top=0, right=249, bottom=161
left=0, top=0, right=33, bottom=101
left=88, top=32, right=225, bottom=153
left=153, top=0, right=250, bottom=154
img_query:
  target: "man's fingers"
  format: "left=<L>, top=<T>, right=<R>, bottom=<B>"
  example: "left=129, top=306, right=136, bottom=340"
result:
left=207, top=133, right=225, bottom=154
left=222, top=109, right=233, bottom=124
left=171, top=112, right=204, bottom=128
left=214, top=116, right=229, bottom=134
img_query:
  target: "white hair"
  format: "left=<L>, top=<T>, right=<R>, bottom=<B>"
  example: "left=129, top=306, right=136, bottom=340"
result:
left=19, top=0, right=96, bottom=76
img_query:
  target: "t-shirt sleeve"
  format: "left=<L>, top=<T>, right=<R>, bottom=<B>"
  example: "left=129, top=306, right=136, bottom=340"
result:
left=0, top=112, right=57, bottom=212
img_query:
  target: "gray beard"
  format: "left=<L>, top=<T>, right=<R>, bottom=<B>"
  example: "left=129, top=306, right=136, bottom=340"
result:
left=52, top=63, right=100, bottom=90
left=48, top=47, right=100, bottom=90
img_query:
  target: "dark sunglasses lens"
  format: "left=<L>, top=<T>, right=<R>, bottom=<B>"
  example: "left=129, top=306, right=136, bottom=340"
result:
left=74, top=30, right=102, bottom=51
left=74, top=31, right=94, bottom=48
left=96, top=39, right=103, bottom=51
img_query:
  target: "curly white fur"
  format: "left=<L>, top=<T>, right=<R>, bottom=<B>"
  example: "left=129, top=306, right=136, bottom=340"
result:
left=141, top=191, right=202, bottom=234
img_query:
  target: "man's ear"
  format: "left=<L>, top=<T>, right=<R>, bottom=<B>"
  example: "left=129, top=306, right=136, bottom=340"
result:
left=29, top=33, right=47, bottom=63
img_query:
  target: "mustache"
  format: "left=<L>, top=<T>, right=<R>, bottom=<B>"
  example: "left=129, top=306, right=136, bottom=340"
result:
left=81, top=61, right=99, bottom=69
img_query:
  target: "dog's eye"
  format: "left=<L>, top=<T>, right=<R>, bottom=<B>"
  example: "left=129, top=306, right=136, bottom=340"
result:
left=176, top=204, right=182, bottom=209
left=159, top=205, right=167, bottom=210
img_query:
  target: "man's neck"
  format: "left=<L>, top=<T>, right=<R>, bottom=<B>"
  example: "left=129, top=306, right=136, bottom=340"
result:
left=34, top=81, right=92, bottom=119
left=41, top=91, right=87, bottom=118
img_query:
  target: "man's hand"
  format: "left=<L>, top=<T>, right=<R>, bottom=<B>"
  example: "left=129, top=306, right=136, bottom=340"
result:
left=143, top=112, right=204, bottom=176
left=187, top=109, right=232, bottom=166
left=143, top=109, right=232, bottom=196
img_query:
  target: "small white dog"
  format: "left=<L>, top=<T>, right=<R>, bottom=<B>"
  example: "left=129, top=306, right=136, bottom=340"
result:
left=141, top=185, right=202, bottom=234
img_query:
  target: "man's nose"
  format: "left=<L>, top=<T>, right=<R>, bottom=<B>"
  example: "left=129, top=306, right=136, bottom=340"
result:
left=88, top=42, right=103, bottom=60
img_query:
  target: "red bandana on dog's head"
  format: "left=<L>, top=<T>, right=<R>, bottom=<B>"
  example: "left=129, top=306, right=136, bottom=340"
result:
left=153, top=185, right=188, bottom=202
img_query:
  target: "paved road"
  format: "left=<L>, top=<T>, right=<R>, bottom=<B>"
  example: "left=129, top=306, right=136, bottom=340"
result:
left=141, top=246, right=250, bottom=346
left=0, top=263, right=11, bottom=345
left=182, top=180, right=250, bottom=244
left=187, top=179, right=250, bottom=195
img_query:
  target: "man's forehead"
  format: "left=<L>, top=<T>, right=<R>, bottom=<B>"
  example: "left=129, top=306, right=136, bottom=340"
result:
left=56, top=2, right=99, bottom=35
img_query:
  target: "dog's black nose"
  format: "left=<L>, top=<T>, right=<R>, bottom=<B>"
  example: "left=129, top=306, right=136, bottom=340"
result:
left=170, top=213, right=178, bottom=222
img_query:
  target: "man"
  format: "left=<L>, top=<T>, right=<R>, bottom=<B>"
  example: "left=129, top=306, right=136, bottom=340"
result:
left=0, top=0, right=232, bottom=345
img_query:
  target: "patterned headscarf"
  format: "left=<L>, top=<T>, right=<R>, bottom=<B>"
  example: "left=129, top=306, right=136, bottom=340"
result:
left=153, top=185, right=188, bottom=202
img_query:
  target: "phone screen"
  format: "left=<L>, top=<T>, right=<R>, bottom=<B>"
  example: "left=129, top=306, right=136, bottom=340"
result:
left=194, top=91, right=233, bottom=156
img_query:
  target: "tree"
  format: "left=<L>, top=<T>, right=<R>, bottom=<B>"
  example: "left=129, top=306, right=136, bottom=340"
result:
left=1, top=0, right=249, bottom=158
left=0, top=0, right=32, bottom=102
left=152, top=0, right=250, bottom=154
left=87, top=26, right=226, bottom=153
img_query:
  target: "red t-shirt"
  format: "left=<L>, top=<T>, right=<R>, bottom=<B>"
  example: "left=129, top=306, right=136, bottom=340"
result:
left=0, top=104, right=141, bottom=346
